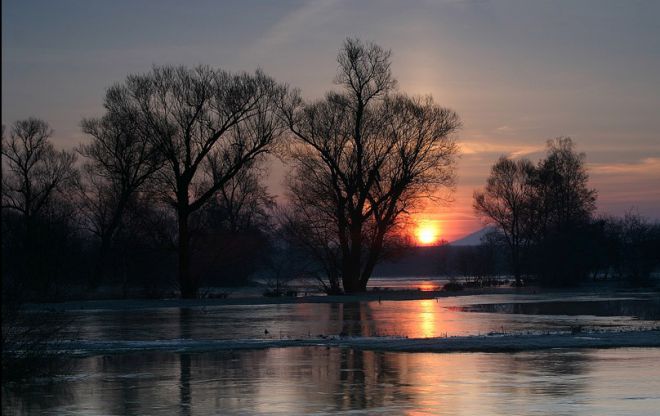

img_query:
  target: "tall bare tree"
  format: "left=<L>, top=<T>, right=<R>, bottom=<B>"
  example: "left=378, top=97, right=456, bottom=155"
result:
left=2, top=119, right=77, bottom=221
left=78, top=97, right=164, bottom=286
left=473, top=157, right=535, bottom=286
left=107, top=65, right=287, bottom=297
left=282, top=39, right=460, bottom=293
left=528, top=137, right=597, bottom=284
left=1, top=118, right=78, bottom=289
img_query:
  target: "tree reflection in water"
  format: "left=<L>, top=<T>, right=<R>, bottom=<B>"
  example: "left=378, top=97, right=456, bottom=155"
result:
left=3, top=299, right=659, bottom=414
left=4, top=348, right=659, bottom=415
left=179, top=308, right=192, bottom=415
left=179, top=354, right=191, bottom=416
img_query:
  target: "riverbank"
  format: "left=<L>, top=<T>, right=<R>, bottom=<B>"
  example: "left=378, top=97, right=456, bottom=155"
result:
left=24, top=283, right=659, bottom=312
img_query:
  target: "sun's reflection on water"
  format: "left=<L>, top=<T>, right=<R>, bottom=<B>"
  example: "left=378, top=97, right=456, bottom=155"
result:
left=296, top=299, right=479, bottom=339
left=418, top=299, right=437, bottom=338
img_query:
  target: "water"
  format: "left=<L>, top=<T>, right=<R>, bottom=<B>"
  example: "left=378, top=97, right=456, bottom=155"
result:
left=62, top=292, right=660, bottom=342
left=4, top=290, right=660, bottom=415
left=4, top=348, right=659, bottom=415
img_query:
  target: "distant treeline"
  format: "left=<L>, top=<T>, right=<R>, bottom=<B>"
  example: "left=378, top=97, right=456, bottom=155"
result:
left=429, top=213, right=660, bottom=288
left=470, top=138, right=660, bottom=287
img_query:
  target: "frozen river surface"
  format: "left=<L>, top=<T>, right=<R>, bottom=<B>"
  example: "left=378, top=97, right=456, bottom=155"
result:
left=3, top=290, right=660, bottom=415
left=56, top=291, right=660, bottom=341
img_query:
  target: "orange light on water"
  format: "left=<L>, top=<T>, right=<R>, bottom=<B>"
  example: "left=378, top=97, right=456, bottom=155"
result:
left=417, top=282, right=441, bottom=292
left=415, top=220, right=441, bottom=246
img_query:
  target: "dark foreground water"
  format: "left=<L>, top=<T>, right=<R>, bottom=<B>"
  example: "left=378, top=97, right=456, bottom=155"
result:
left=4, top=290, right=660, bottom=415
left=4, top=348, right=660, bottom=415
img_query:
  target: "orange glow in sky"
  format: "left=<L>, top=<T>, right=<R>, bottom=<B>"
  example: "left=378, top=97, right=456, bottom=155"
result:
left=415, top=220, right=441, bottom=246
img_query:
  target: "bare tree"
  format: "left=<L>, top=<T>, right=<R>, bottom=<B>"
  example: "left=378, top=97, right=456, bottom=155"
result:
left=526, top=137, right=598, bottom=284
left=474, top=138, right=598, bottom=286
left=532, top=137, right=597, bottom=233
left=204, top=164, right=275, bottom=233
left=2, top=118, right=77, bottom=222
left=77, top=97, right=163, bottom=283
left=78, top=98, right=164, bottom=286
left=1, top=118, right=79, bottom=293
left=107, top=66, right=287, bottom=298
left=282, top=39, right=460, bottom=293
left=473, top=157, right=535, bottom=286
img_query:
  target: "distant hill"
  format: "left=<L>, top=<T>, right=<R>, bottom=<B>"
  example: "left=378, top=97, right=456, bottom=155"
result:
left=372, top=227, right=493, bottom=277
left=448, top=227, right=493, bottom=246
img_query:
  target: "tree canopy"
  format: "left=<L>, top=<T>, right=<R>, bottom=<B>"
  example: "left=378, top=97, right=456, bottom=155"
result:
left=282, top=39, right=461, bottom=293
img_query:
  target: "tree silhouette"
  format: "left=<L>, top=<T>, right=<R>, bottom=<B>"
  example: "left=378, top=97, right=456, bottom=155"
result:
left=78, top=97, right=164, bottom=286
left=2, top=119, right=77, bottom=221
left=103, top=66, right=287, bottom=298
left=282, top=39, right=460, bottom=293
left=474, top=138, right=598, bottom=286
left=1, top=118, right=79, bottom=293
left=529, top=138, right=595, bottom=234
left=474, top=157, right=535, bottom=286
left=528, top=137, right=597, bottom=284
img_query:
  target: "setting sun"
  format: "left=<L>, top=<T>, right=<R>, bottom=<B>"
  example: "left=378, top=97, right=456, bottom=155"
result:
left=415, top=220, right=441, bottom=245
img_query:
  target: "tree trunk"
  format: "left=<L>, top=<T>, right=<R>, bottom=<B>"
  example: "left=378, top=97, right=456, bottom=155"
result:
left=357, top=261, right=376, bottom=292
left=342, top=260, right=369, bottom=293
left=341, top=247, right=363, bottom=293
left=342, top=233, right=365, bottom=293
left=178, top=210, right=196, bottom=298
left=358, top=228, right=387, bottom=292
left=342, top=270, right=364, bottom=293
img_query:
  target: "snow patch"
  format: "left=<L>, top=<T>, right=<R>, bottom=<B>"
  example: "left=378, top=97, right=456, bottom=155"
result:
left=41, top=330, right=660, bottom=355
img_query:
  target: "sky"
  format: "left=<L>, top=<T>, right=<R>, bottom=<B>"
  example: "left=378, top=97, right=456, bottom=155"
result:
left=3, top=0, right=660, bottom=242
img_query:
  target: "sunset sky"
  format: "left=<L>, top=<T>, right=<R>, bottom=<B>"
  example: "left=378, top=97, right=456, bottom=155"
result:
left=3, top=0, right=659, bottom=242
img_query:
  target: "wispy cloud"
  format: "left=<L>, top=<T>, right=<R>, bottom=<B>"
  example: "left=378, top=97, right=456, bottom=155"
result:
left=460, top=141, right=543, bottom=158
left=241, top=0, right=343, bottom=61
left=589, top=157, right=660, bottom=175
